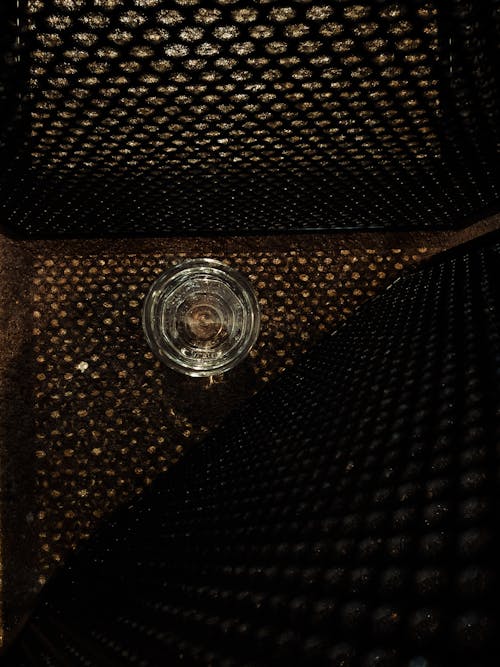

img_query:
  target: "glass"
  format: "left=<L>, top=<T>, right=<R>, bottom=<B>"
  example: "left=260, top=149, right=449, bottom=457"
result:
left=142, top=258, right=261, bottom=376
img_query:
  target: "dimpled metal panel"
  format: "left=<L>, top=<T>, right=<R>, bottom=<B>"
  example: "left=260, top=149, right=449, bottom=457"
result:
left=29, top=239, right=433, bottom=581
left=7, top=224, right=491, bottom=647
left=0, top=0, right=498, bottom=235
left=1, top=220, right=498, bottom=646
left=4, top=230, right=500, bottom=665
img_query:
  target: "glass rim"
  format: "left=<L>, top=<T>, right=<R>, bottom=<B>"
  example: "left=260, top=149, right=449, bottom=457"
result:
left=142, top=258, right=261, bottom=377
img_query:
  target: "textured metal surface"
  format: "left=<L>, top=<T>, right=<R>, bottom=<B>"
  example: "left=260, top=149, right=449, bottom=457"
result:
left=0, top=217, right=498, bottom=648
left=26, top=1, right=440, bottom=175
left=0, top=0, right=498, bottom=235
left=28, top=238, right=435, bottom=568
left=4, top=227, right=500, bottom=666
left=0, top=231, right=441, bottom=644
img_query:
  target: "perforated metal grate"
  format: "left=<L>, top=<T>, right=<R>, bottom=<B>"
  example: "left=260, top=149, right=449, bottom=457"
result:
left=4, top=230, right=500, bottom=665
left=3, top=235, right=437, bottom=594
left=28, top=1, right=440, bottom=173
left=2, top=219, right=499, bottom=647
left=0, top=0, right=498, bottom=236
left=30, top=242, right=429, bottom=574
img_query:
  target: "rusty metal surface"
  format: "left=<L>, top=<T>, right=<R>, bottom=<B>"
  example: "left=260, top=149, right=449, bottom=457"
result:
left=1, top=215, right=499, bottom=646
